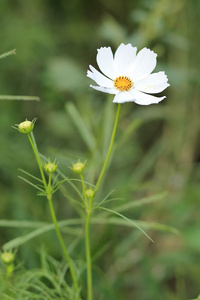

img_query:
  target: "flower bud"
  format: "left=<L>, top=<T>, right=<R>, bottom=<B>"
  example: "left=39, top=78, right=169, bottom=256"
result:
left=44, top=160, right=58, bottom=173
left=17, top=118, right=37, bottom=134
left=1, top=252, right=14, bottom=264
left=85, top=189, right=94, bottom=199
left=72, top=162, right=85, bottom=174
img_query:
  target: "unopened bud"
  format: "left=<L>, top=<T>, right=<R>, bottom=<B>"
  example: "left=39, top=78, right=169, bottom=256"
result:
left=85, top=189, right=94, bottom=198
left=1, top=252, right=14, bottom=264
left=72, top=162, right=85, bottom=174
left=16, top=118, right=37, bottom=134
left=44, top=160, right=58, bottom=173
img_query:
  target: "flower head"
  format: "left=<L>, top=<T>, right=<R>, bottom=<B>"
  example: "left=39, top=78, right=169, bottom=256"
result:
left=44, top=159, right=58, bottom=173
left=85, top=188, right=94, bottom=199
left=13, top=118, right=37, bottom=134
left=87, top=43, right=169, bottom=105
left=1, top=252, right=14, bottom=264
left=72, top=162, right=85, bottom=174
left=18, top=120, right=33, bottom=134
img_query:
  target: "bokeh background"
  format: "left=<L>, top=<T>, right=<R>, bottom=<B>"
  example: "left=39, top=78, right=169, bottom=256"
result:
left=0, top=0, right=200, bottom=299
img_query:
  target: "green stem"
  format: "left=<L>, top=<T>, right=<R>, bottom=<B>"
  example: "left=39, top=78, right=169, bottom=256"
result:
left=47, top=194, right=79, bottom=294
left=85, top=103, right=121, bottom=300
left=27, top=134, right=48, bottom=191
left=94, top=103, right=121, bottom=195
left=80, top=173, right=92, bottom=300
left=48, top=172, right=52, bottom=190
left=80, top=173, right=92, bottom=299
left=80, top=173, right=88, bottom=208
left=27, top=133, right=80, bottom=297
left=85, top=210, right=92, bottom=300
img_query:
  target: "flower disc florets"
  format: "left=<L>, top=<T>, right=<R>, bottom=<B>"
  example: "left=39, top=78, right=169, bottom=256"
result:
left=87, top=43, right=170, bottom=105
left=114, top=76, right=133, bottom=91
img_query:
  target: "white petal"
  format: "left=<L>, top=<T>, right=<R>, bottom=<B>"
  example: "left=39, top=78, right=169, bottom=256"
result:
left=129, top=89, right=166, bottom=105
left=87, top=65, right=114, bottom=88
left=129, top=48, right=157, bottom=81
left=90, top=85, right=117, bottom=95
left=134, top=72, right=170, bottom=94
left=114, top=43, right=137, bottom=75
left=113, top=91, right=134, bottom=103
left=96, top=47, right=116, bottom=79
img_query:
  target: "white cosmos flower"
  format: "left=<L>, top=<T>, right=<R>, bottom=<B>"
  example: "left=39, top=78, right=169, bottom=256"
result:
left=87, top=43, right=170, bottom=105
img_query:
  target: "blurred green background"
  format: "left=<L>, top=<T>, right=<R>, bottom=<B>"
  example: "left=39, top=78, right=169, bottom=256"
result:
left=0, top=0, right=200, bottom=299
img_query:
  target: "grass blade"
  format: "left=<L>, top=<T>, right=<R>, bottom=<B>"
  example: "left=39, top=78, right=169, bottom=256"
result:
left=66, top=102, right=96, bottom=152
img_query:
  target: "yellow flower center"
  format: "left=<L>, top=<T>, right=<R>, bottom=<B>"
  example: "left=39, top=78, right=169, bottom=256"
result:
left=114, top=76, right=133, bottom=91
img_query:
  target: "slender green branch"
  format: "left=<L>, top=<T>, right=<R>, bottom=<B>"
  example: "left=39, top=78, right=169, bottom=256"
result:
left=94, top=103, right=121, bottom=195
left=27, top=133, right=48, bottom=191
left=27, top=133, right=80, bottom=297
left=82, top=170, right=93, bottom=300
left=85, top=103, right=121, bottom=300
left=85, top=210, right=92, bottom=300
left=48, top=173, right=52, bottom=189
left=80, top=173, right=88, bottom=208
left=47, top=194, right=79, bottom=294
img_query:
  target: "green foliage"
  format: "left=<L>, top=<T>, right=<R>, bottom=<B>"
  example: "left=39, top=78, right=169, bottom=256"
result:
left=0, top=248, right=80, bottom=300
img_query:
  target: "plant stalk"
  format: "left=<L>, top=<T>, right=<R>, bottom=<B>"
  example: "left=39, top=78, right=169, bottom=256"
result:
left=94, top=103, right=121, bottom=195
left=85, top=103, right=121, bottom=300
left=85, top=210, right=92, bottom=300
left=27, top=133, right=80, bottom=297
left=47, top=193, right=79, bottom=294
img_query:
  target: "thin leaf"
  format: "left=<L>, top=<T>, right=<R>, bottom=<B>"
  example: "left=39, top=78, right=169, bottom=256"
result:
left=1, top=215, right=178, bottom=250
left=2, top=224, right=55, bottom=250
left=52, top=173, right=60, bottom=186
left=117, top=118, right=142, bottom=149
left=92, top=217, right=179, bottom=235
left=66, top=102, right=96, bottom=152
left=115, top=192, right=167, bottom=213
left=128, top=140, right=161, bottom=183
left=93, top=189, right=116, bottom=207
left=0, top=49, right=16, bottom=59
left=0, top=95, right=40, bottom=101
left=96, top=207, right=154, bottom=242
left=135, top=220, right=180, bottom=235
left=58, top=168, right=95, bottom=201
left=2, top=219, right=83, bottom=250
left=18, top=169, right=43, bottom=182
left=30, top=131, right=40, bottom=152
left=92, top=240, right=112, bottom=263
left=95, top=197, right=123, bottom=209
left=0, top=219, right=46, bottom=228
left=18, top=176, right=45, bottom=192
